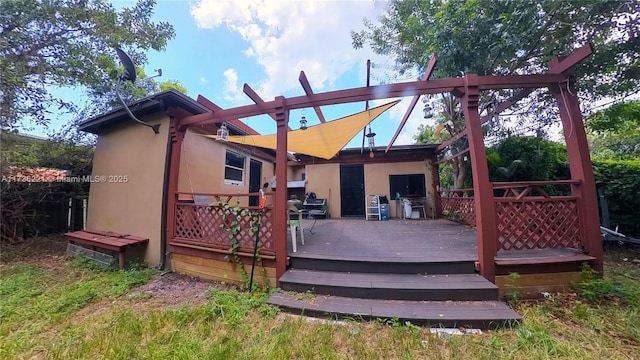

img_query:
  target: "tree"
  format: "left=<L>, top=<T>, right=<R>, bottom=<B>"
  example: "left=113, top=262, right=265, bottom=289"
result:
left=0, top=0, right=175, bottom=130
left=486, top=136, right=569, bottom=182
left=415, top=94, right=471, bottom=189
left=586, top=100, right=640, bottom=160
left=353, top=0, right=639, bottom=100
left=51, top=67, right=188, bottom=144
left=353, top=0, right=639, bottom=140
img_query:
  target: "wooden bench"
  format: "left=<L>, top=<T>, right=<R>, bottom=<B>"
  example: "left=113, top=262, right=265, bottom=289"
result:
left=65, top=230, right=149, bottom=269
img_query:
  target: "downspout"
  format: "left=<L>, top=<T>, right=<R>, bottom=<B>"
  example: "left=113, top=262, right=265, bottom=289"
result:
left=159, top=123, right=172, bottom=270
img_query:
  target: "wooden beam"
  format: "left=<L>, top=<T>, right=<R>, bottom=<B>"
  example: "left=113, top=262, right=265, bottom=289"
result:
left=548, top=43, right=593, bottom=75
left=243, top=84, right=277, bottom=121
left=436, top=129, right=468, bottom=152
left=461, top=74, right=497, bottom=283
left=274, top=97, right=288, bottom=285
left=183, top=43, right=594, bottom=129
left=550, top=79, right=603, bottom=272
left=195, top=95, right=260, bottom=135
left=436, top=89, right=532, bottom=152
left=243, top=84, right=292, bottom=131
left=434, top=147, right=469, bottom=165
left=385, top=54, right=439, bottom=153
left=182, top=74, right=569, bottom=128
left=298, top=71, right=327, bottom=123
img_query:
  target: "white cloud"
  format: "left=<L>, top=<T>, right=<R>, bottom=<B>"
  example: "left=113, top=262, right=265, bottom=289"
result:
left=222, top=68, right=244, bottom=102
left=190, top=0, right=429, bottom=143
left=200, top=76, right=208, bottom=84
left=191, top=0, right=389, bottom=100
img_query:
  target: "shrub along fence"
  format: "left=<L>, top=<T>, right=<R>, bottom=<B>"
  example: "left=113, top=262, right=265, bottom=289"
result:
left=593, top=159, right=640, bottom=237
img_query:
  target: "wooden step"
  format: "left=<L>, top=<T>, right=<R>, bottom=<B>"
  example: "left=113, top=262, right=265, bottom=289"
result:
left=289, top=254, right=476, bottom=274
left=268, top=292, right=522, bottom=330
left=280, top=270, right=498, bottom=301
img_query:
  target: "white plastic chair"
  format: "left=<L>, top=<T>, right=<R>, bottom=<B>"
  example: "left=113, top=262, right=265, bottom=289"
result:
left=287, top=201, right=305, bottom=252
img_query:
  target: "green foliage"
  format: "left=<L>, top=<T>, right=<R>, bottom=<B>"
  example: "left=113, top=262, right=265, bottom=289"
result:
left=413, top=124, right=437, bottom=144
left=0, top=262, right=155, bottom=356
left=353, top=0, right=639, bottom=102
left=580, top=264, right=640, bottom=304
left=0, top=0, right=176, bottom=129
left=215, top=201, right=268, bottom=290
left=1, top=131, right=93, bottom=175
left=586, top=100, right=640, bottom=160
left=159, top=79, right=188, bottom=94
left=3, top=249, right=640, bottom=359
left=592, top=158, right=640, bottom=236
left=486, top=136, right=569, bottom=182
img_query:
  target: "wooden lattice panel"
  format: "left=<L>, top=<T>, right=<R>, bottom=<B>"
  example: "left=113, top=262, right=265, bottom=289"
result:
left=441, top=197, right=476, bottom=226
left=174, top=204, right=274, bottom=253
left=495, top=199, right=582, bottom=250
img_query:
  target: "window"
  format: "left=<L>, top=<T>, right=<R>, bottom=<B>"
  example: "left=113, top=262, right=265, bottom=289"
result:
left=224, top=150, right=245, bottom=185
left=389, top=174, right=426, bottom=200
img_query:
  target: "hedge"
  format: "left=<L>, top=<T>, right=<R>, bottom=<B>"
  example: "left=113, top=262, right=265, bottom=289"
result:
left=593, top=158, right=640, bottom=237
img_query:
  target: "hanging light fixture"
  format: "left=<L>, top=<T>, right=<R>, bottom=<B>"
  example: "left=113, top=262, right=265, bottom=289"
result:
left=216, top=123, right=229, bottom=142
left=300, top=109, right=308, bottom=130
left=365, top=125, right=376, bottom=158
left=422, top=95, right=433, bottom=119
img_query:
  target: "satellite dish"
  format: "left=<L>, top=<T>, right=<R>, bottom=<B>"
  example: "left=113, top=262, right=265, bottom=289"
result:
left=115, top=48, right=137, bottom=82
left=114, top=48, right=160, bottom=134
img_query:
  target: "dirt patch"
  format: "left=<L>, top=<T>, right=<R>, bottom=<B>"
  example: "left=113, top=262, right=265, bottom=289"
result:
left=126, top=271, right=221, bottom=309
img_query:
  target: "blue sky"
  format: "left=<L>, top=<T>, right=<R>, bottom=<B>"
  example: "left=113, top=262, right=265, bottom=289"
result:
left=33, top=0, right=432, bottom=148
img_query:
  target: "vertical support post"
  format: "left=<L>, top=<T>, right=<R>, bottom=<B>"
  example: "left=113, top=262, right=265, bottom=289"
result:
left=430, top=159, right=442, bottom=218
left=459, top=75, right=497, bottom=282
left=165, top=119, right=185, bottom=258
left=550, top=80, right=603, bottom=272
left=274, top=96, right=289, bottom=284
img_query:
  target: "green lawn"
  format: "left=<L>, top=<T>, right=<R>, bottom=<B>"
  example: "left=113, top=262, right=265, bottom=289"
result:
left=1, top=238, right=638, bottom=359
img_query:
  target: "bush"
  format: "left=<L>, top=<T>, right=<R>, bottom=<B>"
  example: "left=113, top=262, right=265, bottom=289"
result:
left=593, top=159, right=640, bottom=237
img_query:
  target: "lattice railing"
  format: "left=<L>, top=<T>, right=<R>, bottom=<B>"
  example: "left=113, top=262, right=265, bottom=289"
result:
left=440, top=189, right=476, bottom=226
left=493, top=181, right=583, bottom=251
left=172, top=193, right=274, bottom=255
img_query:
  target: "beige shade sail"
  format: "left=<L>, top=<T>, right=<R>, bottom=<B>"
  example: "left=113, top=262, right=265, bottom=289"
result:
left=205, top=100, right=400, bottom=159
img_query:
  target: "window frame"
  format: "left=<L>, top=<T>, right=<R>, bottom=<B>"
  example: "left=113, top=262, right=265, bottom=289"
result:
left=389, top=174, right=426, bottom=200
left=224, top=150, right=246, bottom=186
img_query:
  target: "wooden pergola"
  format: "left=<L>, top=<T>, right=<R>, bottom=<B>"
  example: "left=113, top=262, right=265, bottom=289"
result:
left=166, top=44, right=602, bottom=284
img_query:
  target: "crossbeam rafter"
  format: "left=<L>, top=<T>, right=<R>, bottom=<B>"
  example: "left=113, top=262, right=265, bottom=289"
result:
left=385, top=53, right=439, bottom=153
left=298, top=71, right=327, bottom=123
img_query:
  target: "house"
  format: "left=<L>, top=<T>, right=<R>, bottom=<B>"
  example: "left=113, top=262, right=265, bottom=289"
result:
left=79, top=90, right=275, bottom=272
left=78, top=89, right=439, bottom=284
left=77, top=45, right=604, bottom=327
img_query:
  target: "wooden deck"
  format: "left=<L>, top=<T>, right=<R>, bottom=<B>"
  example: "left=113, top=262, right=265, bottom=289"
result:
left=271, top=218, right=523, bottom=328
left=289, top=218, right=478, bottom=262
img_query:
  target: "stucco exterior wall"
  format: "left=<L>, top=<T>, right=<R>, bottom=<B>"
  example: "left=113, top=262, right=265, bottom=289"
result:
left=178, top=128, right=275, bottom=206
left=86, top=113, right=169, bottom=266
left=302, top=160, right=434, bottom=219
left=364, top=161, right=434, bottom=218
left=304, top=163, right=341, bottom=218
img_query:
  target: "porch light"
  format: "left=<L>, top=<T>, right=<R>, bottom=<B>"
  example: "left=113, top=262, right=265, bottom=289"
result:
left=365, top=126, right=376, bottom=158
left=422, top=96, right=433, bottom=119
left=299, top=115, right=308, bottom=130
left=216, top=123, right=229, bottom=142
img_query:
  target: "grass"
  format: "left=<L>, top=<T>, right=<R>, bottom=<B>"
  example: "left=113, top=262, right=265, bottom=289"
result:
left=1, top=237, right=639, bottom=359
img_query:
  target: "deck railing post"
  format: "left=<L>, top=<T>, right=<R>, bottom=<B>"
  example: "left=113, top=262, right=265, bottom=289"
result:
left=459, top=75, right=497, bottom=282
left=430, top=159, right=442, bottom=218
left=550, top=79, right=603, bottom=272
left=274, top=96, right=289, bottom=284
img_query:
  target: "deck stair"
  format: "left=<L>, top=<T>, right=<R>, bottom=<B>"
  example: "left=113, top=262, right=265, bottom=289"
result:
left=268, top=254, right=521, bottom=329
